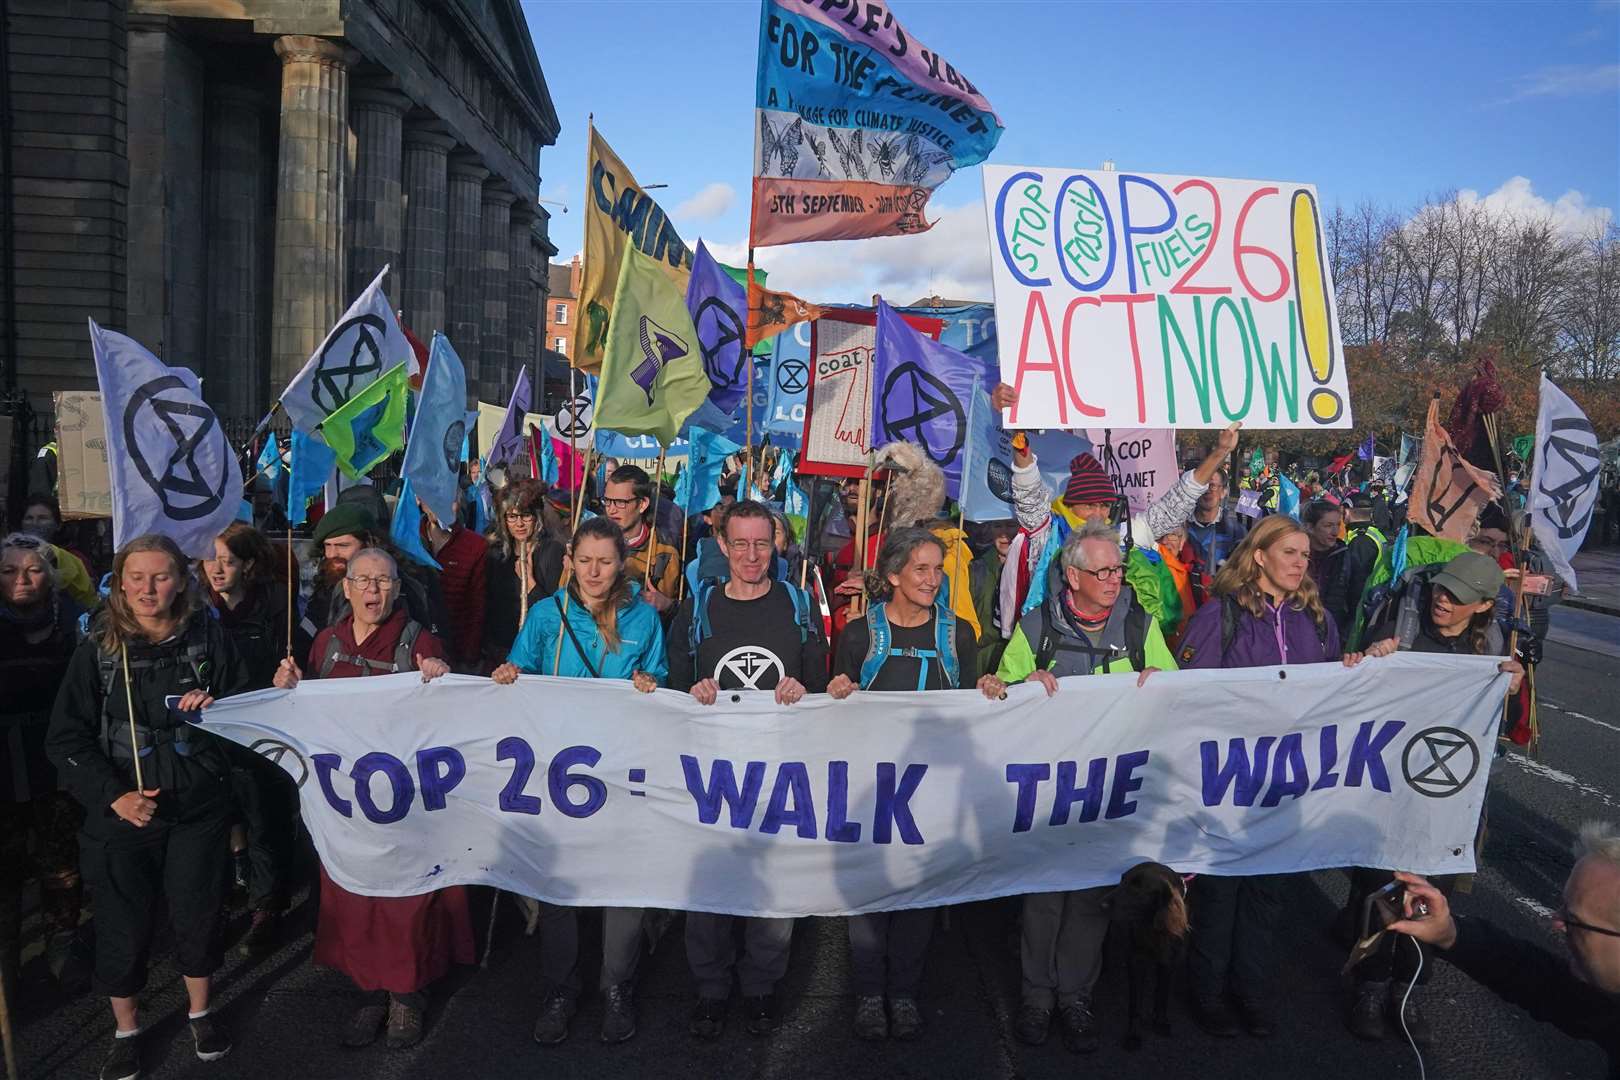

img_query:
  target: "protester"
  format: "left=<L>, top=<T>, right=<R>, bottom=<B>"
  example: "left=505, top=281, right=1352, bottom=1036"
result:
left=1388, top=822, right=1619, bottom=1077
left=995, top=521, right=1178, bottom=1052
left=306, top=502, right=448, bottom=640
left=1154, top=523, right=1201, bottom=645
left=19, top=492, right=99, bottom=609
left=203, top=522, right=305, bottom=688
left=668, top=499, right=828, bottom=1039
left=1184, top=468, right=1248, bottom=571
left=1303, top=500, right=1357, bottom=639
left=1340, top=493, right=1387, bottom=622
left=770, top=508, right=807, bottom=586
left=826, top=527, right=992, bottom=1041
left=47, top=534, right=248, bottom=1078
left=492, top=516, right=666, bottom=1045
left=1174, top=515, right=1347, bottom=1038
left=271, top=547, right=462, bottom=1050
left=602, top=464, right=681, bottom=613
left=968, top=519, right=1017, bottom=677
left=420, top=491, right=487, bottom=671
left=0, top=533, right=86, bottom=996
left=482, top=480, right=566, bottom=672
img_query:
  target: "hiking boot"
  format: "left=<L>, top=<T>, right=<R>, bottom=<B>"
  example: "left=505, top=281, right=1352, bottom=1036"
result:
left=689, top=996, right=726, bottom=1039
left=238, top=910, right=279, bottom=957
left=1058, top=998, right=1099, bottom=1053
left=1013, top=1002, right=1051, bottom=1045
left=889, top=996, right=923, bottom=1041
left=600, top=983, right=636, bottom=1043
left=189, top=1015, right=232, bottom=1062
left=1348, top=981, right=1387, bottom=1041
left=1235, top=997, right=1275, bottom=1038
left=231, top=851, right=251, bottom=893
left=744, top=994, right=777, bottom=1036
left=1388, top=987, right=1433, bottom=1046
left=1192, top=997, right=1241, bottom=1038
left=100, top=1035, right=141, bottom=1080
left=853, top=995, right=888, bottom=1040
left=532, top=992, right=577, bottom=1045
left=385, top=994, right=424, bottom=1050
left=341, top=1001, right=388, bottom=1048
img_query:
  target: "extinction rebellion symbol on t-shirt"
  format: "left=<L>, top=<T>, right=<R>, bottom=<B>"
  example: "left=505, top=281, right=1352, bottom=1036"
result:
left=715, top=646, right=785, bottom=690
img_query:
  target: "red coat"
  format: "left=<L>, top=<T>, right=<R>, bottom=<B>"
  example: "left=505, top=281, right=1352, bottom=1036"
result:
left=426, top=524, right=487, bottom=670
left=306, top=607, right=474, bottom=992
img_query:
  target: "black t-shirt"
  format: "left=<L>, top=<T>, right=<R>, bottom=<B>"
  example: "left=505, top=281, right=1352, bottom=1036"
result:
left=667, top=580, right=829, bottom=693
left=835, top=611, right=979, bottom=691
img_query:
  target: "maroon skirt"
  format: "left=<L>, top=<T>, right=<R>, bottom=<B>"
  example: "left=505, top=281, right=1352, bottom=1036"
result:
left=314, top=867, right=475, bottom=993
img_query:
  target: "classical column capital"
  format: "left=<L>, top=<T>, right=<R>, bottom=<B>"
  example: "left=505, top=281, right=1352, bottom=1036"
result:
left=481, top=178, right=516, bottom=208
left=448, top=150, right=490, bottom=184
left=273, top=35, right=352, bottom=68
left=509, top=198, right=538, bottom=226
left=350, top=85, right=412, bottom=115
left=403, top=116, right=457, bottom=153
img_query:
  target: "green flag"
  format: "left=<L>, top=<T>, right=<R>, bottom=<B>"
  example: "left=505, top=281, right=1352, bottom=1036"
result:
left=596, top=243, right=712, bottom=448
left=1247, top=447, right=1265, bottom=477
left=1511, top=434, right=1533, bottom=462
left=318, top=362, right=410, bottom=479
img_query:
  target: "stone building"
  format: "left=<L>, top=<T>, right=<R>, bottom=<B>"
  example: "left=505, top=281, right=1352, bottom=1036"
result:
left=546, top=254, right=579, bottom=360
left=0, top=0, right=560, bottom=420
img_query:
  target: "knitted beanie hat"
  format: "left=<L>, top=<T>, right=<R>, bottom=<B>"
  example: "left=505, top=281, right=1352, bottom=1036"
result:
left=1063, top=452, right=1118, bottom=507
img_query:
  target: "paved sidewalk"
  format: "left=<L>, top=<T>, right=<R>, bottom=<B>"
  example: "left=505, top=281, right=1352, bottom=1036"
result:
left=1566, top=548, right=1620, bottom=617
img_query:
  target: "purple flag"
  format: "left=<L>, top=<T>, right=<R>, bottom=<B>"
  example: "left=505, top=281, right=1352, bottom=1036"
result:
left=489, top=366, right=532, bottom=467
left=684, top=241, right=750, bottom=417
left=871, top=299, right=985, bottom=498
left=1357, top=433, right=1375, bottom=460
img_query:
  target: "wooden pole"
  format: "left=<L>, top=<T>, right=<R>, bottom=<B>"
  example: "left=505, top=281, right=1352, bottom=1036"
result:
left=286, top=524, right=295, bottom=658
left=120, top=644, right=144, bottom=792
left=745, top=252, right=757, bottom=470
left=851, top=454, right=874, bottom=619
left=645, top=449, right=667, bottom=590
left=0, top=948, right=18, bottom=1080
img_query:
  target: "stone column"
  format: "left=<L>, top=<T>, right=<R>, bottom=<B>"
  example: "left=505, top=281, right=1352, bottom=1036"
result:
left=400, top=119, right=454, bottom=336
left=204, top=82, right=267, bottom=419
left=507, top=200, right=537, bottom=407
left=346, top=84, right=409, bottom=304
left=270, top=35, right=350, bottom=392
left=445, top=151, right=488, bottom=401
left=478, top=180, right=514, bottom=403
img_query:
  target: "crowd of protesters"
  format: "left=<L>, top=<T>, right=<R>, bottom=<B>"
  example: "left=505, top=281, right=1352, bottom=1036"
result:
left=1, top=401, right=1614, bottom=1080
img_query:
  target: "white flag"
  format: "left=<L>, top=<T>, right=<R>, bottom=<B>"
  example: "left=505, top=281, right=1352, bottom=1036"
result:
left=89, top=320, right=243, bottom=558
left=1530, top=372, right=1601, bottom=589
left=279, top=265, right=414, bottom=434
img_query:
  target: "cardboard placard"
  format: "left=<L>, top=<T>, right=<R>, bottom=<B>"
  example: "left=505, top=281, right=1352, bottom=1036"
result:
left=799, top=309, right=942, bottom=478
left=54, top=390, right=112, bottom=518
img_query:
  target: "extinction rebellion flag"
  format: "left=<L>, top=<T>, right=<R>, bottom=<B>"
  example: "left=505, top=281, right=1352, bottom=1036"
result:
left=750, top=0, right=1003, bottom=246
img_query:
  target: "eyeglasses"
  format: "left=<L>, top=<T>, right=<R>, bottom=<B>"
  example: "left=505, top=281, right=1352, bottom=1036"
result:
left=1077, top=565, right=1125, bottom=582
left=1557, top=908, right=1620, bottom=938
left=345, top=574, right=397, bottom=592
left=504, top=510, right=537, bottom=522
left=726, top=539, right=774, bottom=555
left=601, top=497, right=640, bottom=511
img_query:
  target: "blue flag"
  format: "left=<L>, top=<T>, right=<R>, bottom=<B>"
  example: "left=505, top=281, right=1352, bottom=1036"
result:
left=288, top=429, right=336, bottom=526
left=1279, top=474, right=1302, bottom=519
left=686, top=241, right=751, bottom=418
left=677, top=426, right=741, bottom=515
left=255, top=432, right=281, bottom=485
left=401, top=333, right=468, bottom=526
left=871, top=300, right=989, bottom=499
left=538, top=427, right=559, bottom=484
left=389, top=477, right=442, bottom=570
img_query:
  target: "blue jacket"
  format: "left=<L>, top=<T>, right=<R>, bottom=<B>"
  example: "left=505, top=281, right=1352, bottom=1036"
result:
left=506, top=583, right=668, bottom=683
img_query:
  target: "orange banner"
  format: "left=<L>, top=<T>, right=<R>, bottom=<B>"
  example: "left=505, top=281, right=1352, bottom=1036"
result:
left=750, top=177, right=933, bottom=248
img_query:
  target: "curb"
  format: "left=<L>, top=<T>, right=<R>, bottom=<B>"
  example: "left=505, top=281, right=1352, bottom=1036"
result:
left=1563, top=596, right=1620, bottom=619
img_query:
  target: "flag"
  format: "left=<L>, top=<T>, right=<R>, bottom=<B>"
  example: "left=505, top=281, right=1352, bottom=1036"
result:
left=488, top=366, right=533, bottom=469
left=578, top=125, right=693, bottom=372
left=1247, top=447, right=1265, bottom=478
left=870, top=299, right=982, bottom=498
left=774, top=449, right=808, bottom=517
left=720, top=262, right=775, bottom=356
left=1357, top=433, right=1375, bottom=460
left=1511, top=434, right=1534, bottom=462
left=595, top=242, right=712, bottom=449
left=254, top=432, right=281, bottom=484
left=746, top=275, right=823, bottom=350
left=400, top=333, right=468, bottom=526
left=280, top=265, right=414, bottom=435
left=536, top=423, right=559, bottom=484
left=1398, top=433, right=1418, bottom=465
left=957, top=375, right=995, bottom=516
left=288, top=429, right=335, bottom=526
left=88, top=320, right=242, bottom=557
left=676, top=426, right=741, bottom=515
left=389, top=477, right=442, bottom=571
left=1407, top=398, right=1501, bottom=544
left=399, top=318, right=430, bottom=388
left=1529, top=373, right=1601, bottom=589
left=318, top=362, right=410, bottom=479
left=1278, top=475, right=1301, bottom=519
left=750, top=0, right=1002, bottom=247
left=686, top=241, right=752, bottom=417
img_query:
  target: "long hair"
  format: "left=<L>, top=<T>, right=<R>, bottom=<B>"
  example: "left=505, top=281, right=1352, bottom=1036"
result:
left=873, top=526, right=946, bottom=602
left=205, top=521, right=282, bottom=591
left=92, top=534, right=205, bottom=654
left=1210, top=515, right=1328, bottom=628
left=567, top=517, right=633, bottom=653
left=495, top=479, right=547, bottom=560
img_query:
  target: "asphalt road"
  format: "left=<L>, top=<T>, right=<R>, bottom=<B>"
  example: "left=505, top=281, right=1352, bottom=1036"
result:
left=15, top=611, right=1617, bottom=1080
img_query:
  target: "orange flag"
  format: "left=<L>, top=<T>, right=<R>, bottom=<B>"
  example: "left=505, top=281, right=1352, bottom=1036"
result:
left=746, top=274, right=823, bottom=349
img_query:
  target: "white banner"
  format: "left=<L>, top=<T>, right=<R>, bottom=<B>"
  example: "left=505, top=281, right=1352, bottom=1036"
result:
left=198, top=655, right=1507, bottom=917
left=983, top=165, right=1352, bottom=431
left=1531, top=373, right=1601, bottom=590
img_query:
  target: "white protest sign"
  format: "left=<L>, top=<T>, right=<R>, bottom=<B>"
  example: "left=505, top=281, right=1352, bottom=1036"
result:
left=1081, top=429, right=1179, bottom=516
left=199, top=655, right=1505, bottom=915
left=983, top=165, right=1352, bottom=431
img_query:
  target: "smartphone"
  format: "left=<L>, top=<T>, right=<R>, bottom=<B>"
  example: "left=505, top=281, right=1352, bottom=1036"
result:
left=1342, top=882, right=1405, bottom=975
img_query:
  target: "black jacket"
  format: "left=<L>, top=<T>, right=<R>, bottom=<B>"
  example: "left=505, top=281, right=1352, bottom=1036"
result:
left=215, top=584, right=311, bottom=691
left=484, top=539, right=565, bottom=665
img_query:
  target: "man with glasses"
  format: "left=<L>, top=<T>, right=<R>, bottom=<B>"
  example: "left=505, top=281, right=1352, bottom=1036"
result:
left=666, top=500, right=828, bottom=1041
left=996, top=521, right=1178, bottom=1053
left=602, top=465, right=680, bottom=613
left=1391, top=821, right=1620, bottom=1077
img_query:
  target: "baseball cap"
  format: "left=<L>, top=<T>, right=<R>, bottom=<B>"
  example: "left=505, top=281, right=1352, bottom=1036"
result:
left=1430, top=551, right=1505, bottom=606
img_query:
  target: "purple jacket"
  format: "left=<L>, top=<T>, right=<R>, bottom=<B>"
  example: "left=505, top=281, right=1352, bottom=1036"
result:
left=1175, top=594, right=1341, bottom=670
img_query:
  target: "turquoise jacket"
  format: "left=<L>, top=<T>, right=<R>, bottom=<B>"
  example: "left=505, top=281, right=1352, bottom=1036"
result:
left=506, top=582, right=668, bottom=683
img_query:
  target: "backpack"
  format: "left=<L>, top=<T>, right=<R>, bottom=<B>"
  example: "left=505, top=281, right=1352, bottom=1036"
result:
left=316, top=619, right=424, bottom=677
left=686, top=577, right=816, bottom=682
left=96, top=615, right=213, bottom=764
left=1217, top=593, right=1330, bottom=660
left=1029, top=594, right=1150, bottom=675
left=1359, top=564, right=1506, bottom=655
left=858, top=600, right=960, bottom=690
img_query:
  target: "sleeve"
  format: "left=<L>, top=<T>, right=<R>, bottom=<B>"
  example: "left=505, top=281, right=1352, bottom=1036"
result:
left=665, top=596, right=697, bottom=692
left=637, top=609, right=669, bottom=686
left=505, top=599, right=554, bottom=673
left=1010, top=456, right=1055, bottom=533
left=1320, top=611, right=1342, bottom=659
left=306, top=628, right=332, bottom=676
left=833, top=619, right=869, bottom=683
left=1345, top=541, right=1378, bottom=625
left=655, top=539, right=682, bottom=599
left=1144, top=616, right=1180, bottom=670
left=953, top=618, right=979, bottom=689
left=997, top=625, right=1038, bottom=683
left=539, top=541, right=566, bottom=595
left=411, top=627, right=450, bottom=668
left=207, top=620, right=252, bottom=699
left=52, top=545, right=98, bottom=610
left=46, top=642, right=129, bottom=811
left=1138, top=469, right=1207, bottom=548
left=1175, top=600, right=1225, bottom=669
left=1443, top=916, right=1614, bottom=1046
left=460, top=543, right=487, bottom=665
left=798, top=596, right=831, bottom=693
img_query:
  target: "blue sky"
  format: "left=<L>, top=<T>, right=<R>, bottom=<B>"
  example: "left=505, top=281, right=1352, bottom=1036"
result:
left=520, top=0, right=1619, bottom=302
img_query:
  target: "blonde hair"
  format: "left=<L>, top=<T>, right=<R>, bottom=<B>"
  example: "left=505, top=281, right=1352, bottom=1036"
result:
left=92, top=534, right=205, bottom=653
left=1210, top=515, right=1328, bottom=629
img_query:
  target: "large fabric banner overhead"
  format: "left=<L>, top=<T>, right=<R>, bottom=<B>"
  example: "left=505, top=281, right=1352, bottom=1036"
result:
left=982, top=166, right=1352, bottom=431
left=750, top=0, right=1003, bottom=247
left=199, top=655, right=1508, bottom=917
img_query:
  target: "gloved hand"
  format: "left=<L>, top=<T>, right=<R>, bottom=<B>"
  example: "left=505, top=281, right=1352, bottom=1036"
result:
left=1516, top=632, right=1543, bottom=668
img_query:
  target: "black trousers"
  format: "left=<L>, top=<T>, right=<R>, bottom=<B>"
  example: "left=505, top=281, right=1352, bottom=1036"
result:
left=227, top=742, right=300, bottom=913
left=1346, top=868, right=1457, bottom=984
left=79, top=813, right=230, bottom=998
left=847, top=909, right=936, bottom=998
left=1187, top=873, right=1284, bottom=1004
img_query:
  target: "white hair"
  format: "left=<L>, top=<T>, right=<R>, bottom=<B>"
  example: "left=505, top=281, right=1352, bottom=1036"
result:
left=1059, top=520, right=1123, bottom=572
left=1576, top=820, right=1620, bottom=867
left=347, top=547, right=398, bottom=577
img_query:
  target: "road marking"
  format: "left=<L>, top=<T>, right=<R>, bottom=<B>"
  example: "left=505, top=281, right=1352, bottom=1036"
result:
left=1515, top=896, right=1557, bottom=920
left=1540, top=699, right=1620, bottom=735
left=1507, top=754, right=1616, bottom=808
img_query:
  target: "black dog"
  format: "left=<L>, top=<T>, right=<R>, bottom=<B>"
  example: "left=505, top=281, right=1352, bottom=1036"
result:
left=1103, top=861, right=1190, bottom=1051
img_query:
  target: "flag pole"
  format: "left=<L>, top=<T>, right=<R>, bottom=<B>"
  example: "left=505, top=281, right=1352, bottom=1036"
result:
left=286, top=524, right=295, bottom=658
left=120, top=644, right=144, bottom=793
left=645, top=448, right=667, bottom=590
left=745, top=251, right=757, bottom=475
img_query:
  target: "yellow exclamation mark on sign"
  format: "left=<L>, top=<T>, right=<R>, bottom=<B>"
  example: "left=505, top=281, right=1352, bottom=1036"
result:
left=1292, top=189, right=1341, bottom=424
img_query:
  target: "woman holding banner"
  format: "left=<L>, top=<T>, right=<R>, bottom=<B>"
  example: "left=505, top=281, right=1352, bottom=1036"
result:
left=827, top=527, right=999, bottom=1041
left=492, top=515, right=666, bottom=1046
left=272, top=547, right=465, bottom=1052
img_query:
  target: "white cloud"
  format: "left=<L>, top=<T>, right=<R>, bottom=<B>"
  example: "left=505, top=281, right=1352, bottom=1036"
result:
left=674, top=182, right=736, bottom=222
left=1451, top=176, right=1613, bottom=237
left=1500, top=62, right=1620, bottom=102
